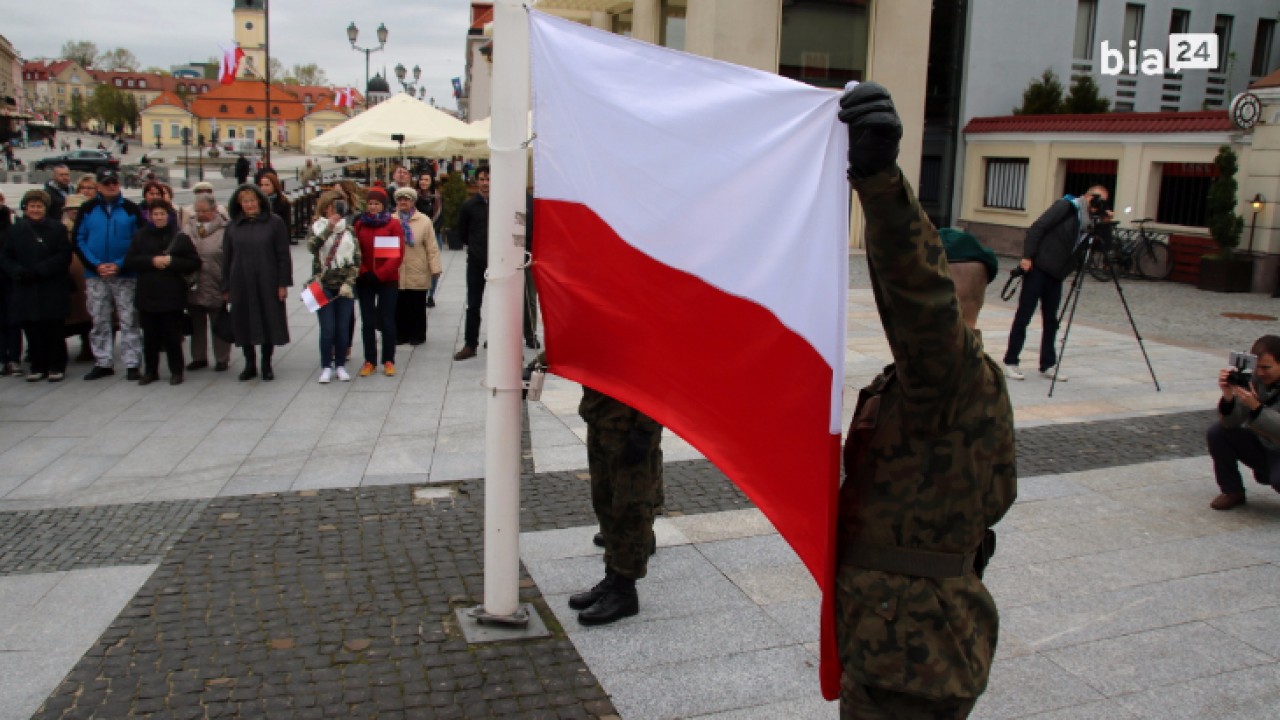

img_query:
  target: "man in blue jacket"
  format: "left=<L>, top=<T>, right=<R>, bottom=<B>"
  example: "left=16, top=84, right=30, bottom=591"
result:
left=73, top=169, right=143, bottom=380
left=1002, top=186, right=1111, bottom=382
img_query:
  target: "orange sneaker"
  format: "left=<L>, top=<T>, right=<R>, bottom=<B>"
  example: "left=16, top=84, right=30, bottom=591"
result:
left=358, top=362, right=375, bottom=377
left=384, top=362, right=396, bottom=377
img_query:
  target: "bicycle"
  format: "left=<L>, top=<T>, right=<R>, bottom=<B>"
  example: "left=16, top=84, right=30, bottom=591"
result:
left=1087, top=217, right=1172, bottom=281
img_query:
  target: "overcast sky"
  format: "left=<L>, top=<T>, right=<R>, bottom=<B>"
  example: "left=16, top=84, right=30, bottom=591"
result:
left=7, top=0, right=473, bottom=109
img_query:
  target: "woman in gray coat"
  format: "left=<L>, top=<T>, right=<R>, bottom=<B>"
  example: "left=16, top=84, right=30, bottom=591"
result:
left=222, top=184, right=292, bottom=381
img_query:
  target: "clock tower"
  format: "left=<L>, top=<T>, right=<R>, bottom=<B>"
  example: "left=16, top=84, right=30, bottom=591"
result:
left=233, top=0, right=267, bottom=79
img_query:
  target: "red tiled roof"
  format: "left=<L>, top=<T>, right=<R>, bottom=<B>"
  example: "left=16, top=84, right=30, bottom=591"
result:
left=963, top=111, right=1233, bottom=134
left=1251, top=68, right=1280, bottom=90
left=472, top=2, right=494, bottom=30
left=144, top=91, right=190, bottom=112
left=189, top=81, right=309, bottom=121
left=90, top=70, right=178, bottom=93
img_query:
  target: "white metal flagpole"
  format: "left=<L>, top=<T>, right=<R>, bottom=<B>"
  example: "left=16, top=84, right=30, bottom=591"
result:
left=475, top=0, right=530, bottom=625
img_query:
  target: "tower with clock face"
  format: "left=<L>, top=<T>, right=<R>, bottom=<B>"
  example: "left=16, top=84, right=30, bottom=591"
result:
left=233, top=0, right=267, bottom=79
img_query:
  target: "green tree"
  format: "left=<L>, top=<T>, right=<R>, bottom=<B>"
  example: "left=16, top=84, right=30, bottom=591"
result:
left=88, top=82, right=122, bottom=128
left=1013, top=69, right=1065, bottom=115
left=283, top=63, right=327, bottom=86
left=1061, top=75, right=1110, bottom=114
left=61, top=40, right=98, bottom=68
left=1206, top=145, right=1245, bottom=258
left=440, top=172, right=469, bottom=235
left=97, top=48, right=140, bottom=71
left=122, top=94, right=140, bottom=134
left=68, top=93, right=88, bottom=130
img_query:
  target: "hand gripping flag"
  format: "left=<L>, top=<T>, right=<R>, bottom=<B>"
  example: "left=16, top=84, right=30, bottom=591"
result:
left=529, top=11, right=849, bottom=699
left=299, top=282, right=329, bottom=313
left=219, top=44, right=245, bottom=85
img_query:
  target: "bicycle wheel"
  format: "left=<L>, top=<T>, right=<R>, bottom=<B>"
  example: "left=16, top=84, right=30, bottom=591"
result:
left=1135, top=240, right=1172, bottom=280
left=1087, top=249, right=1111, bottom=281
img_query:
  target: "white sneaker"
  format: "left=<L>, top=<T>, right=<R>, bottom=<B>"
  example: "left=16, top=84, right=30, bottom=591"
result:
left=1003, top=364, right=1024, bottom=381
left=318, top=367, right=333, bottom=384
left=335, top=366, right=351, bottom=382
left=1040, top=366, right=1068, bottom=382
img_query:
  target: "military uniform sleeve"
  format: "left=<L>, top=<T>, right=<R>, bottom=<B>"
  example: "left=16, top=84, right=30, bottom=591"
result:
left=852, top=167, right=978, bottom=402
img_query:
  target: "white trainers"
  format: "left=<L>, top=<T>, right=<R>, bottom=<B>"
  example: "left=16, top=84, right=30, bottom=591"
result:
left=1003, top=364, right=1025, bottom=381
left=318, top=367, right=333, bottom=384
left=1040, top=366, right=1068, bottom=382
left=335, top=366, right=351, bottom=382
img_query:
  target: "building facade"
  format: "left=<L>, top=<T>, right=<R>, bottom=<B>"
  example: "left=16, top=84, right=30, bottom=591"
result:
left=233, top=0, right=269, bottom=81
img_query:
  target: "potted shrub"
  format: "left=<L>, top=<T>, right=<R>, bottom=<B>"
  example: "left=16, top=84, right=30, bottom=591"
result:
left=1198, top=145, right=1252, bottom=292
left=439, top=172, right=469, bottom=250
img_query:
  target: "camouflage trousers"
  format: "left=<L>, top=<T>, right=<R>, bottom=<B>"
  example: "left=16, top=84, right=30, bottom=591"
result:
left=588, top=425, right=663, bottom=580
left=840, top=682, right=976, bottom=720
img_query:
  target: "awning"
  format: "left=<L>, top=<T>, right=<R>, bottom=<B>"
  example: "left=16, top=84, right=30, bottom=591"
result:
left=308, top=94, right=489, bottom=158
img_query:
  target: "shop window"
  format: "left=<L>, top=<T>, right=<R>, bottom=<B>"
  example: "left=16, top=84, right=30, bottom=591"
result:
left=1062, top=159, right=1117, bottom=198
left=1157, top=162, right=1216, bottom=227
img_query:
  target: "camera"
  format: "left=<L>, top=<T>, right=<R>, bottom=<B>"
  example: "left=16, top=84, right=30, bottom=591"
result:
left=1227, top=351, right=1257, bottom=387
left=1087, top=194, right=1110, bottom=218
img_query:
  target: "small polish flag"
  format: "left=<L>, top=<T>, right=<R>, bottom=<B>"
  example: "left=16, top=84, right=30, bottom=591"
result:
left=219, top=44, right=246, bottom=85
left=374, top=236, right=401, bottom=259
left=334, top=87, right=356, bottom=109
left=299, top=282, right=329, bottom=313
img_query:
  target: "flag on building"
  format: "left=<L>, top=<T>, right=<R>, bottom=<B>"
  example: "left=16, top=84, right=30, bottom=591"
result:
left=334, top=87, right=356, bottom=109
left=219, top=44, right=245, bottom=85
left=299, top=282, right=329, bottom=313
left=528, top=11, right=849, bottom=699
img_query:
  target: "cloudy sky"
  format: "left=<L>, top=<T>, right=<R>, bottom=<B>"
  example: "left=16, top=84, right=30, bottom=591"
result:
left=7, top=0, right=473, bottom=109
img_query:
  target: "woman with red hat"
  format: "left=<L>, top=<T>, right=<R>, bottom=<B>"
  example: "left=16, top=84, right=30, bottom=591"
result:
left=351, top=186, right=405, bottom=377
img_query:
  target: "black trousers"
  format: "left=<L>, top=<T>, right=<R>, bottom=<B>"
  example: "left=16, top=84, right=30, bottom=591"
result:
left=23, top=320, right=67, bottom=374
left=139, top=310, right=185, bottom=376
left=464, top=257, right=487, bottom=348
left=396, top=289, right=428, bottom=345
left=1003, top=267, right=1062, bottom=372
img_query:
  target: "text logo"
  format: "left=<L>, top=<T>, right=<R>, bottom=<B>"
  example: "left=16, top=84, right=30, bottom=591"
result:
left=1099, top=34, right=1218, bottom=76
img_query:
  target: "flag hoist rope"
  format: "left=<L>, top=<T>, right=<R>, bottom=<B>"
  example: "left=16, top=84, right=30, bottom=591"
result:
left=470, top=0, right=532, bottom=627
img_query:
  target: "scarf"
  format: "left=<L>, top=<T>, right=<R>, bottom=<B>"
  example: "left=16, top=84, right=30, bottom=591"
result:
left=357, top=211, right=393, bottom=229
left=398, top=210, right=415, bottom=247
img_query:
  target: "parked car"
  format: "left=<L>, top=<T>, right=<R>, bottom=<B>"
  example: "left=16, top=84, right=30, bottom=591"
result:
left=33, top=150, right=120, bottom=173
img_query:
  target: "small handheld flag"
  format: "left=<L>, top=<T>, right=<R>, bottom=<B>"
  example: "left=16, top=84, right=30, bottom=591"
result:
left=299, top=282, right=330, bottom=313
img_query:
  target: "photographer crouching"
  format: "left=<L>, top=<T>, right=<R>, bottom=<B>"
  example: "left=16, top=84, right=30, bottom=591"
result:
left=1002, top=186, right=1112, bottom=382
left=1207, top=335, right=1280, bottom=510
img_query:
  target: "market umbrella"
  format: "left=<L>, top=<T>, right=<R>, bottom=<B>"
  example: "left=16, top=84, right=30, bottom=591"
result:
left=309, top=94, right=489, bottom=158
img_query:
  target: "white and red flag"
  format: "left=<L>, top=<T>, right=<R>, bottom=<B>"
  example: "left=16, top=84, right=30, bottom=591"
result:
left=299, top=281, right=329, bottom=313
left=219, top=44, right=245, bottom=85
left=334, top=87, right=356, bottom=109
left=529, top=11, right=849, bottom=699
left=373, top=235, right=401, bottom=259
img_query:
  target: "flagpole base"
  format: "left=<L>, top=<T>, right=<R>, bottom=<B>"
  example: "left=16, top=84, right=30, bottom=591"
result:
left=456, top=604, right=551, bottom=645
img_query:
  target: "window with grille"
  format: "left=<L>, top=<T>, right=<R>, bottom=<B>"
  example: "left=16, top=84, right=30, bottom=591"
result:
left=1157, top=162, right=1216, bottom=226
left=983, top=158, right=1029, bottom=211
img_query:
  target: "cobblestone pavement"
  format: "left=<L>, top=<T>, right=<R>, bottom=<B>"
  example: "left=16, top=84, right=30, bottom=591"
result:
left=14, top=406, right=1219, bottom=718
left=850, top=253, right=1280, bottom=352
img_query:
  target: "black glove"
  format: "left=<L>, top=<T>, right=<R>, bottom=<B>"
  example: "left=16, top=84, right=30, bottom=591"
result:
left=837, top=82, right=903, bottom=182
left=621, top=425, right=654, bottom=467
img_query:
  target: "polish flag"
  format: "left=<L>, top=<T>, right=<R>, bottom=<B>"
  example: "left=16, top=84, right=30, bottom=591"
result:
left=529, top=12, right=849, bottom=699
left=374, top=236, right=401, bottom=259
left=299, top=281, right=329, bottom=313
left=219, top=44, right=245, bottom=85
left=334, top=87, right=356, bottom=109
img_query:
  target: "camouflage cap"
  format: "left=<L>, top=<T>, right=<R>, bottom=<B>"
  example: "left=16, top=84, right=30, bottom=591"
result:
left=939, top=227, right=998, bottom=284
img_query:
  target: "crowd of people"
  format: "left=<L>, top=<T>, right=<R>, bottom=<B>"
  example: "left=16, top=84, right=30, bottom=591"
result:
left=0, top=162, right=454, bottom=386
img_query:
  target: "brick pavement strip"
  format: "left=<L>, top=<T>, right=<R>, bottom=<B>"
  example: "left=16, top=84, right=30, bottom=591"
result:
left=21, top=408, right=1218, bottom=717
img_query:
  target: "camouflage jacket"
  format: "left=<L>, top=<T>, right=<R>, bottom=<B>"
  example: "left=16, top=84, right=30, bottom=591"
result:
left=579, top=386, right=662, bottom=434
left=837, top=167, right=1017, bottom=699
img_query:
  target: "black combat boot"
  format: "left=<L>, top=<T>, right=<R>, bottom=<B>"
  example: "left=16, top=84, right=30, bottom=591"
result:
left=578, top=574, right=638, bottom=626
left=568, top=569, right=614, bottom=611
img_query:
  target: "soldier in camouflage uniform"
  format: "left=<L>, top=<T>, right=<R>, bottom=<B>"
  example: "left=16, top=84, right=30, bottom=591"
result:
left=568, top=386, right=664, bottom=625
left=835, top=83, right=1017, bottom=718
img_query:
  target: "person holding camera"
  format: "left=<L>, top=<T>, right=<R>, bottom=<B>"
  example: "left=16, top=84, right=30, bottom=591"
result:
left=1002, top=185, right=1112, bottom=381
left=1207, top=335, right=1280, bottom=510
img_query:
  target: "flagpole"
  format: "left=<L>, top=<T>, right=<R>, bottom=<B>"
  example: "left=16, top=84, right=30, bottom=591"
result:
left=474, top=0, right=530, bottom=626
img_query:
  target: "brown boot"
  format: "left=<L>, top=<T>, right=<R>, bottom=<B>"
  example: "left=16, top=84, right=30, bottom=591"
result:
left=453, top=345, right=477, bottom=361
left=1210, top=492, right=1246, bottom=510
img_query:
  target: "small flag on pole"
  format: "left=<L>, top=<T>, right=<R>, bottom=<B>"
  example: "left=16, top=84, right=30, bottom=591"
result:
left=334, top=87, right=356, bottom=109
left=299, top=282, right=329, bottom=313
left=374, top=236, right=401, bottom=259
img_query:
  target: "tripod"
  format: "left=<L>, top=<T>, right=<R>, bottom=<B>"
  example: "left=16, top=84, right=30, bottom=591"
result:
left=1049, top=229, right=1160, bottom=397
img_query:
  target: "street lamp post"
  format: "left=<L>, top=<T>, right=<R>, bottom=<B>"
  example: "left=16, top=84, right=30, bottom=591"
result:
left=394, top=63, right=423, bottom=99
left=1247, top=193, right=1264, bottom=255
left=348, top=21, right=389, bottom=111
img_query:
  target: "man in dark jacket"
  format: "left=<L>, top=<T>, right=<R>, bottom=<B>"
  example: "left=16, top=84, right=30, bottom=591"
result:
left=234, top=154, right=250, bottom=186
left=453, top=167, right=490, bottom=361
left=1001, top=184, right=1110, bottom=381
left=73, top=169, right=144, bottom=380
left=43, top=164, right=72, bottom=219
